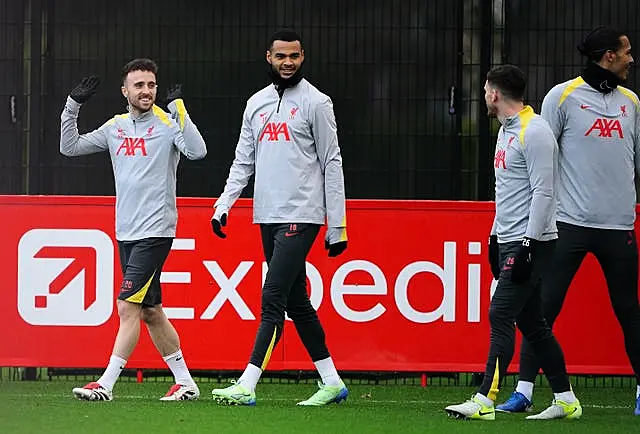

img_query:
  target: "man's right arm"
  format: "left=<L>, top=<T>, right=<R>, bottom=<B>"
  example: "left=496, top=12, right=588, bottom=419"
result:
left=60, top=96, right=109, bottom=156
left=214, top=104, right=256, bottom=213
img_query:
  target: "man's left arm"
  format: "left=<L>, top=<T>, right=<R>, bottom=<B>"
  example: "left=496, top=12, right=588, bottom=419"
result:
left=508, top=123, right=557, bottom=284
left=312, top=97, right=347, bottom=257
left=167, top=85, right=207, bottom=160
left=524, top=124, right=557, bottom=240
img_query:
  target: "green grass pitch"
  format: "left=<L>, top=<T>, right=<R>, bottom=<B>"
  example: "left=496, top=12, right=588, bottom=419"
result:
left=0, top=379, right=638, bottom=433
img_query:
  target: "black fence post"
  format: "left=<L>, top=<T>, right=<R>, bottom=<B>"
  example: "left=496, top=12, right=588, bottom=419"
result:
left=450, top=0, right=464, bottom=200
left=27, top=0, right=43, bottom=194
left=477, top=0, right=493, bottom=201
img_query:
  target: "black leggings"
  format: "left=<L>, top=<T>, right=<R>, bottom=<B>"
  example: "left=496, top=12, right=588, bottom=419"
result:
left=249, top=223, right=330, bottom=369
left=518, top=222, right=640, bottom=385
left=478, top=239, right=571, bottom=399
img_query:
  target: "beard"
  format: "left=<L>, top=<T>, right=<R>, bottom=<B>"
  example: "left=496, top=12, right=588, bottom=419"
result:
left=486, top=105, right=498, bottom=118
left=128, top=95, right=154, bottom=113
left=268, top=63, right=304, bottom=91
left=615, top=65, right=631, bottom=82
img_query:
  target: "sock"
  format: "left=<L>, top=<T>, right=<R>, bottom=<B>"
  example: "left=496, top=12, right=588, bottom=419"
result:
left=515, top=381, right=534, bottom=401
left=474, top=392, right=494, bottom=407
left=636, top=385, right=640, bottom=399
left=163, top=349, right=195, bottom=386
left=97, top=355, right=127, bottom=391
left=314, top=357, right=341, bottom=387
left=554, top=390, right=577, bottom=404
left=237, top=363, right=262, bottom=391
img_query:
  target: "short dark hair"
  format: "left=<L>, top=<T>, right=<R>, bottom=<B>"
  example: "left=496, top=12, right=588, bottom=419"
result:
left=486, top=65, right=527, bottom=101
left=121, top=58, right=158, bottom=85
left=268, top=29, right=303, bottom=51
left=577, top=25, right=626, bottom=62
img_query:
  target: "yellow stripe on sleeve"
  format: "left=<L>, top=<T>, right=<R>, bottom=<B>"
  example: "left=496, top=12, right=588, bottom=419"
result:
left=105, top=113, right=128, bottom=126
left=152, top=105, right=173, bottom=127
left=518, top=105, right=535, bottom=147
left=174, top=99, right=187, bottom=131
left=558, top=76, right=585, bottom=107
left=618, top=86, right=640, bottom=108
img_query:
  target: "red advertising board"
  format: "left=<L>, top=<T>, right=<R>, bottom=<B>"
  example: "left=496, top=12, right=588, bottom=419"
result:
left=0, top=195, right=636, bottom=374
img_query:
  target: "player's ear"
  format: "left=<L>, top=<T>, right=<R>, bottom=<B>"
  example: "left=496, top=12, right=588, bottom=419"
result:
left=605, top=50, right=616, bottom=63
left=121, top=86, right=127, bottom=98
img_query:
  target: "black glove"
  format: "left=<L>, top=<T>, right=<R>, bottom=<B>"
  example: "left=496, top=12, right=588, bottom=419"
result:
left=69, top=75, right=101, bottom=104
left=211, top=212, right=227, bottom=239
left=166, top=84, right=183, bottom=104
left=325, top=240, right=347, bottom=257
left=488, top=235, right=500, bottom=280
left=510, top=237, right=535, bottom=283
